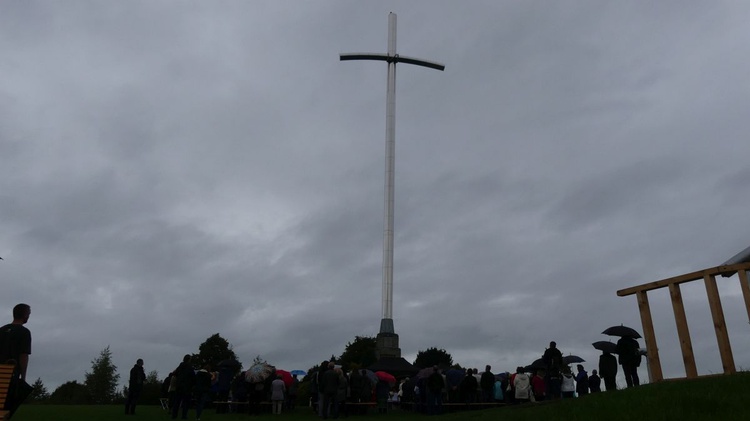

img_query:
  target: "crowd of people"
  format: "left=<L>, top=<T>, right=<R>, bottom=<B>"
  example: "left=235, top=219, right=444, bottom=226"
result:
left=304, top=338, right=643, bottom=417
left=0, top=300, right=644, bottom=419
left=149, top=337, right=644, bottom=419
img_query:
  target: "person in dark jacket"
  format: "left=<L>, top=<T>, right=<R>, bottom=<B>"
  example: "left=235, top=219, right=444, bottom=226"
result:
left=616, top=337, right=641, bottom=388
left=171, top=354, right=195, bottom=420
left=598, top=351, right=618, bottom=391
left=459, top=370, right=478, bottom=404
left=194, top=365, right=213, bottom=420
left=427, top=366, right=445, bottom=415
left=230, top=373, right=248, bottom=413
left=588, top=369, right=602, bottom=393
left=575, top=365, right=589, bottom=397
left=542, top=341, right=563, bottom=399
left=320, top=362, right=339, bottom=419
left=125, top=358, right=146, bottom=415
left=313, top=361, right=329, bottom=417
left=480, top=365, right=495, bottom=404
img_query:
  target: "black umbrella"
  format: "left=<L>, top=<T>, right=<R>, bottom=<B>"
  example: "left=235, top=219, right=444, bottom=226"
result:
left=602, top=325, right=642, bottom=339
left=562, top=355, right=585, bottom=364
left=523, top=358, right=547, bottom=372
left=592, top=341, right=618, bottom=354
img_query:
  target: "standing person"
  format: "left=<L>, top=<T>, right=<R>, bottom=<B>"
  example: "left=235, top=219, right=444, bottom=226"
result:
left=167, top=372, right=179, bottom=410
left=541, top=341, right=563, bottom=399
left=125, top=358, right=146, bottom=415
left=616, top=336, right=641, bottom=388
left=459, top=369, right=477, bottom=405
left=512, top=367, right=532, bottom=404
left=320, top=362, right=339, bottom=419
left=271, top=374, right=286, bottom=415
left=194, top=365, right=213, bottom=421
left=560, top=367, right=575, bottom=399
left=358, top=369, right=373, bottom=412
left=575, top=365, right=588, bottom=397
left=171, top=355, right=195, bottom=420
left=375, top=379, right=390, bottom=414
left=531, top=370, right=546, bottom=402
left=472, top=369, right=482, bottom=402
left=0, top=304, right=32, bottom=380
left=493, top=375, right=504, bottom=403
left=314, top=361, right=329, bottom=417
left=598, top=351, right=618, bottom=391
left=0, top=303, right=32, bottom=418
left=161, top=372, right=173, bottom=409
left=335, top=369, right=348, bottom=418
left=480, top=365, right=495, bottom=405
left=288, top=373, right=299, bottom=410
left=427, top=366, right=445, bottom=415
left=588, top=369, right=602, bottom=393
left=348, top=369, right=363, bottom=414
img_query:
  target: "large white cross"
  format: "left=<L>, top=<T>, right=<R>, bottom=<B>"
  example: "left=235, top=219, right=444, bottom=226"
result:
left=341, top=12, right=444, bottom=334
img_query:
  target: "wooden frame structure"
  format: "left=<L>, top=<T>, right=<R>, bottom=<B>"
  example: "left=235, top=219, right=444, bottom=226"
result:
left=617, top=262, right=750, bottom=381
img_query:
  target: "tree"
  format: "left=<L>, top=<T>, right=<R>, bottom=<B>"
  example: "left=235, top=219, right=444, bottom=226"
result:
left=29, top=377, right=49, bottom=403
left=192, top=333, right=240, bottom=370
left=413, top=347, right=453, bottom=368
left=84, top=346, right=120, bottom=404
left=338, top=336, right=377, bottom=371
left=49, top=380, right=88, bottom=404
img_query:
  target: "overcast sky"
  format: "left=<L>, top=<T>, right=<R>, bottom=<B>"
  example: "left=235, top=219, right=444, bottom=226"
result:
left=3, top=1, right=750, bottom=392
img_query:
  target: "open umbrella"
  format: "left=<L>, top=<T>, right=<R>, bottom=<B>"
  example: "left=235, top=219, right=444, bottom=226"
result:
left=602, top=325, right=642, bottom=338
left=363, top=369, right=378, bottom=385
left=562, top=355, right=585, bottom=364
left=592, top=341, right=618, bottom=354
left=245, top=362, right=274, bottom=383
left=416, top=367, right=435, bottom=379
left=375, top=371, right=396, bottom=384
left=275, top=369, right=294, bottom=387
left=290, top=370, right=307, bottom=377
left=444, top=369, right=466, bottom=388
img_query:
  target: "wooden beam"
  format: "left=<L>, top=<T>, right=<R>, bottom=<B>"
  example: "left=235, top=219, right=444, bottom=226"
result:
left=738, top=270, right=750, bottom=324
left=618, top=262, right=750, bottom=297
left=669, top=283, right=697, bottom=378
left=703, top=274, right=736, bottom=374
left=637, top=291, right=663, bottom=381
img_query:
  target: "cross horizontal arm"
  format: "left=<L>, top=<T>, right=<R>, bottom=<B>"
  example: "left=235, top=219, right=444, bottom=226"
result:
left=340, top=53, right=445, bottom=71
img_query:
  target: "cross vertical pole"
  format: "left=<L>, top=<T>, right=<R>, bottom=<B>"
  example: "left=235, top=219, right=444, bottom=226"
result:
left=341, top=13, right=444, bottom=336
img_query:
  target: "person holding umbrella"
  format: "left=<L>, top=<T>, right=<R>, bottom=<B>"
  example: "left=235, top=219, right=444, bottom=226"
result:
left=616, top=336, right=641, bottom=387
left=598, top=351, right=618, bottom=391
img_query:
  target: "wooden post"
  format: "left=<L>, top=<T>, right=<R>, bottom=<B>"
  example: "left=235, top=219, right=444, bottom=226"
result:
left=703, top=274, right=736, bottom=374
left=738, top=270, right=750, bottom=324
left=637, top=290, right=663, bottom=381
left=669, top=283, right=698, bottom=378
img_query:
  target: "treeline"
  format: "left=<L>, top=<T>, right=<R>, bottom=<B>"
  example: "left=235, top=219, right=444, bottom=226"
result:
left=29, top=333, right=244, bottom=405
left=28, top=346, right=163, bottom=405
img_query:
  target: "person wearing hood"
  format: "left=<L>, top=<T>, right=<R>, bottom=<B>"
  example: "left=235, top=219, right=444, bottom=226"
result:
left=512, top=366, right=532, bottom=404
left=560, top=367, right=575, bottom=398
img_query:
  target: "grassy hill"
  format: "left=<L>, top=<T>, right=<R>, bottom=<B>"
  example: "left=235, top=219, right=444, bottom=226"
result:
left=12, top=372, right=750, bottom=421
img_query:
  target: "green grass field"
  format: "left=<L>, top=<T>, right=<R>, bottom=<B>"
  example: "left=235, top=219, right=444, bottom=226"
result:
left=12, top=372, right=750, bottom=421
